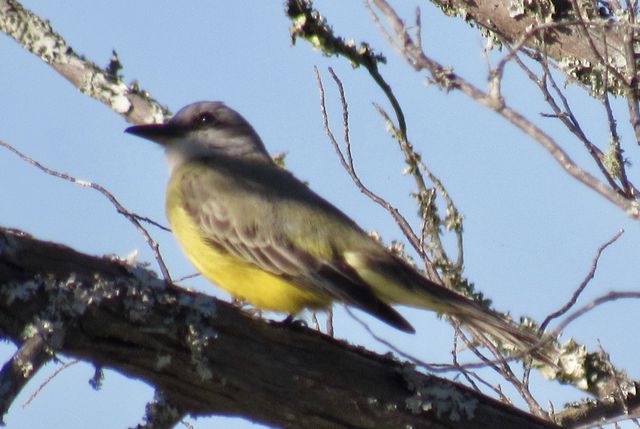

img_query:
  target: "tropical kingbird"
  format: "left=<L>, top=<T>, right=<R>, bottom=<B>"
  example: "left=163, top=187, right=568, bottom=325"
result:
left=126, top=101, right=551, bottom=361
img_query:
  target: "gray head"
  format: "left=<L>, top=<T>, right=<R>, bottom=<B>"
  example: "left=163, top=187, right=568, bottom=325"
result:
left=125, top=101, right=271, bottom=170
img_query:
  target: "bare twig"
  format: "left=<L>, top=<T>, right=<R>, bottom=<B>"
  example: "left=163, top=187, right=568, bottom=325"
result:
left=457, top=331, right=547, bottom=418
left=540, top=229, right=624, bottom=332
left=314, top=67, right=426, bottom=260
left=311, top=312, right=321, bottom=332
left=372, top=104, right=466, bottom=274
left=508, top=48, right=626, bottom=195
left=291, top=1, right=460, bottom=282
left=326, top=307, right=334, bottom=337
left=450, top=328, right=515, bottom=404
left=0, top=140, right=172, bottom=282
left=523, top=230, right=625, bottom=387
left=451, top=329, right=482, bottom=394
left=551, top=291, right=640, bottom=337
left=371, top=104, right=447, bottom=266
left=173, top=272, right=201, bottom=283
left=344, top=307, right=452, bottom=373
left=21, top=360, right=79, bottom=408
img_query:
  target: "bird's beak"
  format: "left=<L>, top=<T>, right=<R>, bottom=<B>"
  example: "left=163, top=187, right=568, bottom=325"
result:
left=125, top=122, right=183, bottom=146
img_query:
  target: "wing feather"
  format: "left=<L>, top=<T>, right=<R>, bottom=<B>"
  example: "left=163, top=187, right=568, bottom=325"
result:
left=182, top=168, right=313, bottom=278
left=178, top=161, right=414, bottom=332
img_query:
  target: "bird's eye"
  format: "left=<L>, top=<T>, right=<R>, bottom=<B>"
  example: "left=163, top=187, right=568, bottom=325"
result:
left=196, top=112, right=218, bottom=127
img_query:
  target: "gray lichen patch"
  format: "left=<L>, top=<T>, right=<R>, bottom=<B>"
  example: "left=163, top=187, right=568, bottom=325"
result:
left=401, top=364, right=478, bottom=422
left=181, top=296, right=219, bottom=382
left=154, top=354, right=172, bottom=371
left=0, top=229, right=226, bottom=387
left=3, top=280, right=40, bottom=305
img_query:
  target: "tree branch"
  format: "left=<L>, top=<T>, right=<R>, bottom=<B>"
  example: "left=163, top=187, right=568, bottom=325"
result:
left=0, top=226, right=561, bottom=429
left=426, top=0, right=629, bottom=93
left=368, top=0, right=640, bottom=219
left=0, top=333, right=50, bottom=423
left=0, top=0, right=167, bottom=125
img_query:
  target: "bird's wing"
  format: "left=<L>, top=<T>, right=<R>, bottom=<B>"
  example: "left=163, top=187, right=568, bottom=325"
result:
left=180, top=165, right=313, bottom=277
left=178, top=162, right=415, bottom=332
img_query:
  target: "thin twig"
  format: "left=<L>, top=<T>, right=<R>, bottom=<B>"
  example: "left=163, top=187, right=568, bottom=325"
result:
left=540, top=229, right=624, bottom=332
left=458, top=330, right=547, bottom=418
left=372, top=104, right=466, bottom=275
left=22, top=360, right=79, bottom=408
left=314, top=67, right=425, bottom=259
left=344, top=307, right=454, bottom=373
left=450, top=328, right=515, bottom=402
left=523, top=229, right=625, bottom=385
left=509, top=47, right=626, bottom=195
left=551, top=291, right=640, bottom=337
left=451, top=329, right=481, bottom=393
left=173, top=272, right=201, bottom=283
left=371, top=104, right=447, bottom=267
left=0, top=140, right=172, bottom=282
left=310, top=312, right=321, bottom=332
left=326, top=307, right=334, bottom=337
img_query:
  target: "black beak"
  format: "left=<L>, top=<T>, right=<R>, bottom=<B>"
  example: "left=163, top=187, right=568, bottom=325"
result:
left=125, top=122, right=184, bottom=144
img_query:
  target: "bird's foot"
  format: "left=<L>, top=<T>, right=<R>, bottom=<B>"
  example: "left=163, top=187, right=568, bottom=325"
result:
left=275, top=315, right=308, bottom=330
left=231, top=297, right=262, bottom=317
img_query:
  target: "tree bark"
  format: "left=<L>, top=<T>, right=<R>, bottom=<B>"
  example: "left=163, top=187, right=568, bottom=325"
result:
left=0, top=227, right=560, bottom=428
left=428, top=0, right=625, bottom=73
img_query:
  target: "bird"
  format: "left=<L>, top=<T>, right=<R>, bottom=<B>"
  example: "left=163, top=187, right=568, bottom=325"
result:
left=125, top=101, right=553, bottom=363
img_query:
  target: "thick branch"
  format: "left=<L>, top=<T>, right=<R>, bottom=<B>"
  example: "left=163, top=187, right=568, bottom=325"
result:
left=0, top=0, right=167, bottom=125
left=554, top=387, right=640, bottom=428
left=0, top=334, right=50, bottom=423
left=0, top=227, right=559, bottom=429
left=431, top=0, right=626, bottom=84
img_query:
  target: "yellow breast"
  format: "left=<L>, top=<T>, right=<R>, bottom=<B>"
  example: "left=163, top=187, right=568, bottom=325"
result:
left=165, top=187, right=330, bottom=314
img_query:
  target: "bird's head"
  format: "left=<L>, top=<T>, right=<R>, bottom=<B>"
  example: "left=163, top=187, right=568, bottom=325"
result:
left=126, top=101, right=271, bottom=169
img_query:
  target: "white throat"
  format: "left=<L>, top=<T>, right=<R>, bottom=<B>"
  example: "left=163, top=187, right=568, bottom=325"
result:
left=164, top=147, right=191, bottom=173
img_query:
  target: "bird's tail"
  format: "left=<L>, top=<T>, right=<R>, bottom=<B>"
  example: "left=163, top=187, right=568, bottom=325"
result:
left=399, top=277, right=556, bottom=365
left=346, top=251, right=557, bottom=365
left=445, top=297, right=557, bottom=366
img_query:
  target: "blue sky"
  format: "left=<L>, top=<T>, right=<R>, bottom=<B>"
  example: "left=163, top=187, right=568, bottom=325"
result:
left=1, top=1, right=638, bottom=428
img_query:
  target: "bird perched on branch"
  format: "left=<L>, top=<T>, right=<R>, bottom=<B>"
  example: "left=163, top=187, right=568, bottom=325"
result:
left=126, top=101, right=554, bottom=364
